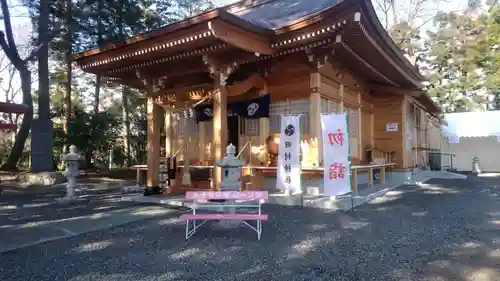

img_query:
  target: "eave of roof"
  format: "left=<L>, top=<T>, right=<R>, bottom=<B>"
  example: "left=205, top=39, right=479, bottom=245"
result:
left=73, top=0, right=341, bottom=61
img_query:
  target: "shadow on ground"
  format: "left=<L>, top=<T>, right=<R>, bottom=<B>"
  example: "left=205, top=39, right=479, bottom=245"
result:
left=0, top=181, right=136, bottom=227
left=0, top=175, right=499, bottom=281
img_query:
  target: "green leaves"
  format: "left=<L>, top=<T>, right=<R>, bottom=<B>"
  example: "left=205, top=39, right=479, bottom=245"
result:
left=421, top=6, right=500, bottom=112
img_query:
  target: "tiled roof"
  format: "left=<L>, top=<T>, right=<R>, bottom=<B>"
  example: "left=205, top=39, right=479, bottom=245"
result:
left=228, top=0, right=338, bottom=29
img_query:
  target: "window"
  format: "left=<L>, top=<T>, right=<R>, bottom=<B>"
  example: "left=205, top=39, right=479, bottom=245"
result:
left=288, top=99, right=309, bottom=133
left=269, top=99, right=310, bottom=133
left=240, top=118, right=260, bottom=136
left=321, top=97, right=329, bottom=114
left=174, top=113, right=198, bottom=137
left=329, top=100, right=339, bottom=113
left=269, top=101, right=287, bottom=133
left=344, top=106, right=359, bottom=158
left=205, top=120, right=213, bottom=136
left=321, top=97, right=340, bottom=114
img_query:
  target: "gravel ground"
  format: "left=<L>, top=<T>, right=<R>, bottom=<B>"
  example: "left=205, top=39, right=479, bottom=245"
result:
left=0, top=182, right=137, bottom=227
left=1, top=175, right=499, bottom=281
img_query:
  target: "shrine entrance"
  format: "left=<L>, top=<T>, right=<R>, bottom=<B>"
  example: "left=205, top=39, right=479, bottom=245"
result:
left=227, top=115, right=239, bottom=152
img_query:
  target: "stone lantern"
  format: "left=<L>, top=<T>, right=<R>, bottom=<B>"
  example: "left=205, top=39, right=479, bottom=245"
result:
left=214, top=143, right=244, bottom=229
left=216, top=143, right=243, bottom=191
left=57, top=145, right=81, bottom=204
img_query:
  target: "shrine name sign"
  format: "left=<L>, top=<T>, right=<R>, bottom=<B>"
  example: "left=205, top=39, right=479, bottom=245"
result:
left=276, top=115, right=301, bottom=192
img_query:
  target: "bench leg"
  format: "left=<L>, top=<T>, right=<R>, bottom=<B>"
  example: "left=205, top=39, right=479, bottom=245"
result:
left=257, top=219, right=262, bottom=240
left=241, top=220, right=263, bottom=240
left=185, top=219, right=208, bottom=240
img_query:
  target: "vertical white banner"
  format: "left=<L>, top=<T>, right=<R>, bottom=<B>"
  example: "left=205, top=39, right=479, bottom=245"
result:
left=321, top=113, right=351, bottom=197
left=276, top=115, right=302, bottom=192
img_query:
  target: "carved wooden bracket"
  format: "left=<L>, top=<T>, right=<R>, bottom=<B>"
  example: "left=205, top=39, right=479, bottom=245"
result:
left=135, top=70, right=169, bottom=93
left=135, top=69, right=149, bottom=88
left=305, top=47, right=329, bottom=69
left=202, top=54, right=238, bottom=86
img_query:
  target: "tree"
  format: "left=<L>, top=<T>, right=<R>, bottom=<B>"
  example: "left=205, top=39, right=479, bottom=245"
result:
left=0, top=0, right=38, bottom=170
left=421, top=4, right=500, bottom=112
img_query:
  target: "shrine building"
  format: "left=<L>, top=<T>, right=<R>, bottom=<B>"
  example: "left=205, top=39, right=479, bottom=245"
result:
left=73, top=0, right=444, bottom=195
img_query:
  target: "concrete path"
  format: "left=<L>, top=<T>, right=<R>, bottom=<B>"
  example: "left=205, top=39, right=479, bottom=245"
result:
left=1, top=175, right=499, bottom=281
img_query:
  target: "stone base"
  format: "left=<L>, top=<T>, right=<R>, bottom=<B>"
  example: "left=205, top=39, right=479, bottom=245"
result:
left=17, top=172, right=65, bottom=186
left=143, top=186, right=163, bottom=196
left=122, top=185, right=143, bottom=193
left=55, top=196, right=79, bottom=205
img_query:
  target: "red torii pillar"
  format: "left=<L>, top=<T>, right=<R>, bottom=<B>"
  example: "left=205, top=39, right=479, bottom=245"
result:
left=0, top=102, right=27, bottom=131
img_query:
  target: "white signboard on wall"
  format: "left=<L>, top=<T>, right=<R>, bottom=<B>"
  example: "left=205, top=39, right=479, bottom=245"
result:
left=385, top=122, right=399, bottom=132
left=276, top=115, right=302, bottom=192
left=321, top=113, right=351, bottom=197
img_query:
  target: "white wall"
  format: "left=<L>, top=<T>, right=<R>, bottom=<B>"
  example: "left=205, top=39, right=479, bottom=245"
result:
left=448, top=137, right=500, bottom=172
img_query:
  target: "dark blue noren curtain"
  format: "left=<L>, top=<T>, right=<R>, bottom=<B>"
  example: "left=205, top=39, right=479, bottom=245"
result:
left=195, top=94, right=270, bottom=123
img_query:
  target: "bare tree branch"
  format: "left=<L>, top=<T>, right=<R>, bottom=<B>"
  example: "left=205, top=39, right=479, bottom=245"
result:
left=0, top=0, right=20, bottom=58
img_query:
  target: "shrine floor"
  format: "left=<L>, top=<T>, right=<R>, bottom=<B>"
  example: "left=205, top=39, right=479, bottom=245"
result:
left=1, top=175, right=499, bottom=281
left=125, top=170, right=466, bottom=211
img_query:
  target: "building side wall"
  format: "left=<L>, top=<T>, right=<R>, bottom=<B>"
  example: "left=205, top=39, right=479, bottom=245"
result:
left=169, top=59, right=439, bottom=172
left=371, top=94, right=405, bottom=168
left=449, top=137, right=500, bottom=172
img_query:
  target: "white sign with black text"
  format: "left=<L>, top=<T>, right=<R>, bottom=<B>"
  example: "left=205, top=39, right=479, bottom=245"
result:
left=385, top=122, right=399, bottom=132
left=276, top=115, right=302, bottom=192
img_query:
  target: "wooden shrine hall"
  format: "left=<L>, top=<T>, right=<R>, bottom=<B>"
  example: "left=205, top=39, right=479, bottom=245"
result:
left=73, top=0, right=443, bottom=195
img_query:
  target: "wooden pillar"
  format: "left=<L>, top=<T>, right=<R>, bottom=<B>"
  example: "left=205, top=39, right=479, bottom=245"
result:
left=339, top=84, right=344, bottom=112
left=198, top=122, right=206, bottom=164
left=370, top=111, right=375, bottom=146
left=164, top=105, right=172, bottom=157
left=309, top=72, right=321, bottom=167
left=183, top=107, right=192, bottom=185
left=401, top=96, right=409, bottom=169
left=258, top=89, right=270, bottom=166
left=357, top=92, right=363, bottom=163
left=146, top=97, right=162, bottom=194
left=212, top=74, right=228, bottom=190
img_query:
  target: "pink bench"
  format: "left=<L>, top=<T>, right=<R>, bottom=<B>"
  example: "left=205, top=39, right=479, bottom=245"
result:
left=180, top=191, right=269, bottom=240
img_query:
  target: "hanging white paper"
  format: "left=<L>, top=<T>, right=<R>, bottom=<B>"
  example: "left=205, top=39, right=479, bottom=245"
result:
left=321, top=113, right=351, bottom=197
left=447, top=135, right=460, bottom=144
left=276, top=115, right=302, bottom=192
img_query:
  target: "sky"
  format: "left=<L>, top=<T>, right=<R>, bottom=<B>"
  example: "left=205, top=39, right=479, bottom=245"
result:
left=0, top=0, right=478, bottom=105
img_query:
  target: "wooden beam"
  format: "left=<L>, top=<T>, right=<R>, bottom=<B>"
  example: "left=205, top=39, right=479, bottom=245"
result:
left=208, top=19, right=274, bottom=55
left=226, top=73, right=266, bottom=96
left=370, top=84, right=422, bottom=97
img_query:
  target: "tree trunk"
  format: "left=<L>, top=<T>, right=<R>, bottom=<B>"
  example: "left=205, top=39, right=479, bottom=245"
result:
left=38, top=0, right=50, bottom=120
left=94, top=75, right=101, bottom=114
left=64, top=0, right=72, bottom=137
left=391, top=0, right=398, bottom=26
left=2, top=69, right=33, bottom=170
left=121, top=86, right=132, bottom=166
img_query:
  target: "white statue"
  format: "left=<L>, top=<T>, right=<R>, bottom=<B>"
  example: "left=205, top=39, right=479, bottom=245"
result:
left=58, top=145, right=81, bottom=203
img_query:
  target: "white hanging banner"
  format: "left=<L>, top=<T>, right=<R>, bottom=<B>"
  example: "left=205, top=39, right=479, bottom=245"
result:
left=276, top=115, right=302, bottom=192
left=321, top=113, right=351, bottom=197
